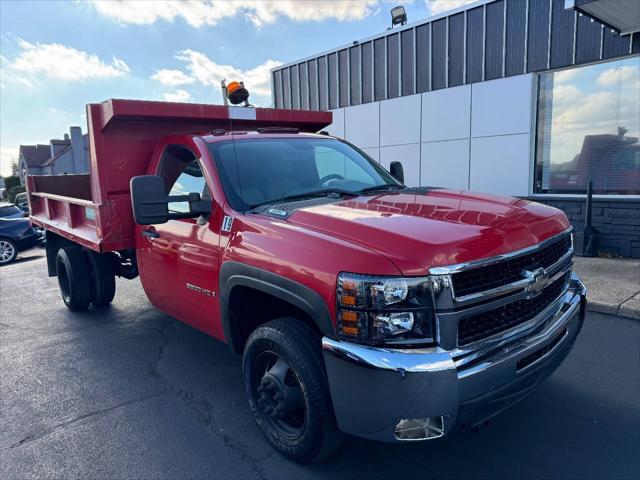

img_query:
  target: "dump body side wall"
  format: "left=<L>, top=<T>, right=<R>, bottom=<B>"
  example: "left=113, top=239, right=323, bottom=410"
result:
left=27, top=99, right=332, bottom=252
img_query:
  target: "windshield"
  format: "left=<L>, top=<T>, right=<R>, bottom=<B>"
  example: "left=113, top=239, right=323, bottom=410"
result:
left=208, top=137, right=400, bottom=211
left=0, top=205, right=22, bottom=217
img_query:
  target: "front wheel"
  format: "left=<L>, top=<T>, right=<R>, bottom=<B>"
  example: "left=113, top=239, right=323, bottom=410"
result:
left=0, top=239, right=18, bottom=265
left=243, top=318, right=343, bottom=463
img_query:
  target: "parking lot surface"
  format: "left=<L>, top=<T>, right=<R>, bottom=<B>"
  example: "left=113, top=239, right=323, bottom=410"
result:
left=1, top=249, right=639, bottom=480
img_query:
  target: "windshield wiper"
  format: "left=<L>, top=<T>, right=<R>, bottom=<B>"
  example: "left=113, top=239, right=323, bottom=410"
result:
left=248, top=188, right=358, bottom=210
left=357, top=184, right=404, bottom=194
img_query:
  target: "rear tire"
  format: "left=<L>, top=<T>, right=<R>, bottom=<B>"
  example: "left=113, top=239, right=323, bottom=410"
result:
left=87, top=252, right=116, bottom=306
left=56, top=247, right=92, bottom=311
left=243, top=318, right=343, bottom=463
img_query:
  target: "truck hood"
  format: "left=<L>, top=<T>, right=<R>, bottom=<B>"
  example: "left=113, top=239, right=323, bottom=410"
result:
left=281, top=188, right=570, bottom=276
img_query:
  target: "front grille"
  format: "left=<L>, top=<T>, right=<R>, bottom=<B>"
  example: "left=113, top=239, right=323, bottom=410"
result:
left=457, top=272, right=569, bottom=346
left=451, top=234, right=571, bottom=298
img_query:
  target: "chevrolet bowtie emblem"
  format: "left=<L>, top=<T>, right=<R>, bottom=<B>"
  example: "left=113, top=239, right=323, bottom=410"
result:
left=522, top=267, right=549, bottom=297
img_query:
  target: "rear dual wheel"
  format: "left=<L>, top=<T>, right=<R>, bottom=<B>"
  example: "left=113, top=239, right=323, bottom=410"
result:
left=56, top=247, right=116, bottom=311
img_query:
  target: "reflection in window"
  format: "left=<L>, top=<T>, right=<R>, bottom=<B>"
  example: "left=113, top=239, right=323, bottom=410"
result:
left=167, top=160, right=206, bottom=213
left=534, top=57, right=640, bottom=195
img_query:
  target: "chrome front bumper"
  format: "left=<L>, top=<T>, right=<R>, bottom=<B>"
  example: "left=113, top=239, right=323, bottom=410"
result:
left=322, top=273, right=587, bottom=442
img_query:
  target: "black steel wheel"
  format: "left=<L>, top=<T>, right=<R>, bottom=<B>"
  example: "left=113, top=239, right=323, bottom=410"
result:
left=243, top=318, right=343, bottom=463
left=252, top=350, right=307, bottom=440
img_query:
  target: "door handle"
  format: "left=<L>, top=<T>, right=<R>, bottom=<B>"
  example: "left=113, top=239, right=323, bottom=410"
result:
left=142, top=228, right=160, bottom=240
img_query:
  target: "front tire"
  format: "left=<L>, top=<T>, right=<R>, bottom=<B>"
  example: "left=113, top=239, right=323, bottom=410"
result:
left=56, top=247, right=92, bottom=311
left=243, top=318, right=343, bottom=463
left=0, top=239, right=18, bottom=265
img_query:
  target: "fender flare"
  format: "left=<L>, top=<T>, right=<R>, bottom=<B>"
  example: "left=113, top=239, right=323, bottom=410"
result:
left=219, top=261, right=336, bottom=354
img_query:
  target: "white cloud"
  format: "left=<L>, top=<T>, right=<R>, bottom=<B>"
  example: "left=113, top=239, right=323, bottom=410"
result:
left=163, top=89, right=193, bottom=102
left=151, top=68, right=195, bottom=86
left=554, top=69, right=581, bottom=84
left=89, top=0, right=378, bottom=28
left=175, top=49, right=281, bottom=96
left=8, top=38, right=129, bottom=83
left=596, top=65, right=639, bottom=87
left=426, top=0, right=477, bottom=15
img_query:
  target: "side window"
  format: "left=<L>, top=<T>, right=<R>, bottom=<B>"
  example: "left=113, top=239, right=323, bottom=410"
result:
left=158, top=147, right=207, bottom=214
left=314, top=145, right=374, bottom=184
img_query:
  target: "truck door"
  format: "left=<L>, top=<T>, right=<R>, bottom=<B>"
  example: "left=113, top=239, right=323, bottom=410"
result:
left=136, top=145, right=223, bottom=339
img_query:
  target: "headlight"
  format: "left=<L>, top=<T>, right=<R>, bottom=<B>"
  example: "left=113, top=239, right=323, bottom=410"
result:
left=336, top=273, right=435, bottom=346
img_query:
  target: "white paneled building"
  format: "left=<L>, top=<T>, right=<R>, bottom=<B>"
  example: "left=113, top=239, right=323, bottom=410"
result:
left=271, top=0, right=640, bottom=258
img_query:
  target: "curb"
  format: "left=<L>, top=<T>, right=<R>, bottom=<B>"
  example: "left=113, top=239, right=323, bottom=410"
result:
left=586, top=300, right=640, bottom=321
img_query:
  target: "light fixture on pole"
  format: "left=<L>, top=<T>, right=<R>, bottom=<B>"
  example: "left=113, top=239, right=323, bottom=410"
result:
left=390, top=6, right=407, bottom=28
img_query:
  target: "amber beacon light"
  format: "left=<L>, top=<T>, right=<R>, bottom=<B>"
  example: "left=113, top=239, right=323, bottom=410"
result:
left=221, top=79, right=250, bottom=106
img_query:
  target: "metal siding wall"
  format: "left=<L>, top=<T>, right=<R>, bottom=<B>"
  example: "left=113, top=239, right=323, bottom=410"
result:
left=432, top=18, right=447, bottom=90
left=290, top=64, right=300, bottom=109
left=350, top=46, right=362, bottom=105
left=401, top=29, right=415, bottom=95
left=273, top=70, right=283, bottom=108
left=308, top=59, right=319, bottom=110
left=550, top=0, right=575, bottom=68
left=576, top=14, right=602, bottom=63
left=328, top=52, right=338, bottom=109
left=448, top=13, right=465, bottom=87
left=318, top=56, right=328, bottom=110
left=485, top=1, right=505, bottom=80
left=603, top=29, right=631, bottom=59
left=505, top=0, right=526, bottom=76
left=387, top=33, right=400, bottom=99
left=273, top=0, right=638, bottom=108
left=299, top=63, right=309, bottom=110
left=362, top=42, right=373, bottom=103
left=416, top=24, right=430, bottom=92
left=374, top=38, right=386, bottom=101
left=339, top=49, right=349, bottom=107
left=466, top=7, right=484, bottom=83
left=282, top=67, right=291, bottom=108
left=527, top=0, right=550, bottom=72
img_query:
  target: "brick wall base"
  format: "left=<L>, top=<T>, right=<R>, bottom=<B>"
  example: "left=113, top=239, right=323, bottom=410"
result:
left=526, top=197, right=640, bottom=259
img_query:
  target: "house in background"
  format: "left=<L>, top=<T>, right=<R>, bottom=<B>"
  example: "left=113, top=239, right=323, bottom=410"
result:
left=18, top=126, right=88, bottom=185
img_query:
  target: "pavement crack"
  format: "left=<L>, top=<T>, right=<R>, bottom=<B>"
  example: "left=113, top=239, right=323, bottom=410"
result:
left=149, top=321, right=173, bottom=380
left=173, top=389, right=270, bottom=480
left=616, top=290, right=640, bottom=315
left=4, top=391, right=169, bottom=451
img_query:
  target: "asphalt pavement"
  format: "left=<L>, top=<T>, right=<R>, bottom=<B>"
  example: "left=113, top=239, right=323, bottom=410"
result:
left=1, top=249, right=639, bottom=480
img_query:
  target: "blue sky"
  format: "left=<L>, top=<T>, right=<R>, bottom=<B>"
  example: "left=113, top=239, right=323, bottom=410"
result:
left=0, top=0, right=477, bottom=176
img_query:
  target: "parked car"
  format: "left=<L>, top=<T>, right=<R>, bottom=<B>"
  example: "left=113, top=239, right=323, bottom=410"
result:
left=14, top=192, right=29, bottom=213
left=0, top=202, right=27, bottom=219
left=0, top=217, right=43, bottom=265
left=29, top=98, right=586, bottom=462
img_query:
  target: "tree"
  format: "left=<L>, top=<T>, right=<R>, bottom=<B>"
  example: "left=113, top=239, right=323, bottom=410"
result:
left=4, top=175, right=20, bottom=189
left=10, top=159, right=19, bottom=177
left=7, top=185, right=25, bottom=203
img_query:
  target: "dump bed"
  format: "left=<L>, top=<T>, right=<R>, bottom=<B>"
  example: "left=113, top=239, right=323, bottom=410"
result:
left=28, top=99, right=332, bottom=252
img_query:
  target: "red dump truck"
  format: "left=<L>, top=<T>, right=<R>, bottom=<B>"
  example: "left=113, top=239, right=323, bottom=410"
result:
left=29, top=99, right=586, bottom=462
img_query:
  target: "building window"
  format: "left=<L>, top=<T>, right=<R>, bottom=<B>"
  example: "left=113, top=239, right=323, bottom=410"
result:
left=534, top=56, right=640, bottom=195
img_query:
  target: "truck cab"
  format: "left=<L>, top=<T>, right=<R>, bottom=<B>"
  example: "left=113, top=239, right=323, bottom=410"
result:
left=28, top=99, right=587, bottom=463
